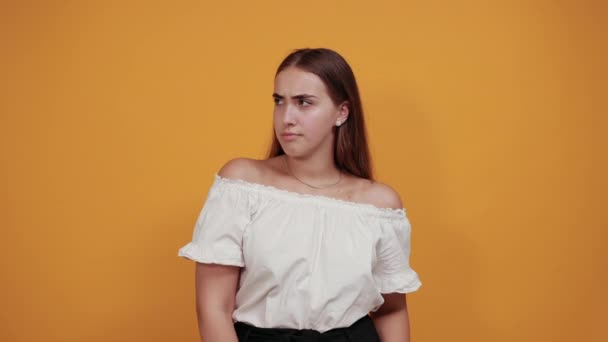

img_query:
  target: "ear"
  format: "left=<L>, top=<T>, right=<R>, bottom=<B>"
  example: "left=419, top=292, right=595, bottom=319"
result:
left=338, top=101, right=350, bottom=122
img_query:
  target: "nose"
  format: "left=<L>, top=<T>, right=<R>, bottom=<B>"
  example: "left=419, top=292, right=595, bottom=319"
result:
left=281, top=103, right=297, bottom=126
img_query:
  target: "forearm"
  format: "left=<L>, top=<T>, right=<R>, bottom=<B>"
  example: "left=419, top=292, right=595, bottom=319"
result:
left=197, top=310, right=239, bottom=342
left=370, top=307, right=411, bottom=342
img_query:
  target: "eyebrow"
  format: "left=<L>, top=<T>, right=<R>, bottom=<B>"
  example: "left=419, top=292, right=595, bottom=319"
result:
left=272, top=93, right=318, bottom=99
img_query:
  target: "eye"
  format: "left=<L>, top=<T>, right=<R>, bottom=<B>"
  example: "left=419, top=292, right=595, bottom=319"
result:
left=273, top=97, right=283, bottom=105
left=298, top=99, right=312, bottom=106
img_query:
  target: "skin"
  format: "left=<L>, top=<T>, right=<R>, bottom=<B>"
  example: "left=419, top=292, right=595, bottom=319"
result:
left=194, top=66, right=412, bottom=342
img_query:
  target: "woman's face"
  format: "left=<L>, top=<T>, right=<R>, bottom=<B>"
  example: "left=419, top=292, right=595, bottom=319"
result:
left=273, top=67, right=348, bottom=158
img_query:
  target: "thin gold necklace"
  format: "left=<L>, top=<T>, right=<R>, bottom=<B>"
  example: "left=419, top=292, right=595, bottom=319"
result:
left=283, top=156, right=342, bottom=189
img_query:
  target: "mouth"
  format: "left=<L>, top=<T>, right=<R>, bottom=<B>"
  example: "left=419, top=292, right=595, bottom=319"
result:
left=280, top=133, right=301, bottom=141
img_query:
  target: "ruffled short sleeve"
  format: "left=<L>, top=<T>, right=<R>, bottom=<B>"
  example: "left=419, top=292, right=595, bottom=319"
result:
left=177, top=176, right=255, bottom=267
left=372, top=211, right=422, bottom=294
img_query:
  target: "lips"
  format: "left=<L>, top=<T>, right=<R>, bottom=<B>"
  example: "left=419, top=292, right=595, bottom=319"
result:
left=281, top=132, right=300, bottom=141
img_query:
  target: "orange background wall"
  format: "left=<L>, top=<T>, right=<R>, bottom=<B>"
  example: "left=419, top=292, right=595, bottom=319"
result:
left=1, top=1, right=606, bottom=341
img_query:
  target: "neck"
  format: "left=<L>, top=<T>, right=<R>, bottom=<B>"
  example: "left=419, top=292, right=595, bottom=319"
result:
left=283, top=154, right=340, bottom=183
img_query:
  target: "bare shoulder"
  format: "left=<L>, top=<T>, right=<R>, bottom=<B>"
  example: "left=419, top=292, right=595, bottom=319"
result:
left=358, top=178, right=404, bottom=210
left=216, top=157, right=262, bottom=182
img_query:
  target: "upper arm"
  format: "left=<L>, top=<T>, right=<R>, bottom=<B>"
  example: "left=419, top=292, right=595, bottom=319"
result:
left=193, top=156, right=256, bottom=314
left=195, top=262, right=241, bottom=315
left=371, top=292, right=408, bottom=317
left=370, top=183, right=409, bottom=308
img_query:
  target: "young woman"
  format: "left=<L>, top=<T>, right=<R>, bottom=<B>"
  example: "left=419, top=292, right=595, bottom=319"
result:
left=179, top=48, right=422, bottom=342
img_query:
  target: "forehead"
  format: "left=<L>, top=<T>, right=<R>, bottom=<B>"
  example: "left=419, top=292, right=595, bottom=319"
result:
left=274, top=67, right=328, bottom=96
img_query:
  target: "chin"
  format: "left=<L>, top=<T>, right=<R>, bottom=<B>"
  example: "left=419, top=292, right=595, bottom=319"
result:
left=280, top=146, right=300, bottom=157
left=280, top=144, right=295, bottom=154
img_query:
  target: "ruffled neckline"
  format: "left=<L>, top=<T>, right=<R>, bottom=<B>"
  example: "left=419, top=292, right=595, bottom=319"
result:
left=214, top=174, right=407, bottom=219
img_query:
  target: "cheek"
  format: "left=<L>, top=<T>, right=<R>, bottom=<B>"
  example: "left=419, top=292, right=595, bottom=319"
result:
left=302, top=109, right=333, bottom=134
left=311, top=107, right=334, bottom=126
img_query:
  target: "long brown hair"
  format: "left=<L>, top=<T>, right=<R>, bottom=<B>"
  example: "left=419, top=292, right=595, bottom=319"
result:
left=266, top=48, right=374, bottom=180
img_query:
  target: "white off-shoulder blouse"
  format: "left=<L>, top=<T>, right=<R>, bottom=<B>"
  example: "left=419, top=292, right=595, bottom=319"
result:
left=178, top=174, right=422, bottom=333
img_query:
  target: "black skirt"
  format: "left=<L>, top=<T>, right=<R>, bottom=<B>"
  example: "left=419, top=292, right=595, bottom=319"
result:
left=233, top=314, right=381, bottom=342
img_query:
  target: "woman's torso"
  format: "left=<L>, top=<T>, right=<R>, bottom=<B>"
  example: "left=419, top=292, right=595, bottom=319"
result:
left=225, top=157, right=410, bottom=332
